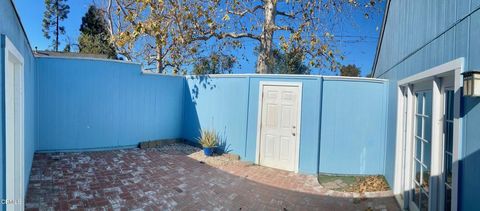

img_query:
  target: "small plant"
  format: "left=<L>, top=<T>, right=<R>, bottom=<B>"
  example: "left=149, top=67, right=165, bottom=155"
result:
left=197, top=129, right=218, bottom=148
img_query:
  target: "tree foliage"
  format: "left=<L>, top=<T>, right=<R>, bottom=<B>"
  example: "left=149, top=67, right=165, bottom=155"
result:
left=271, top=48, right=310, bottom=74
left=203, top=0, right=381, bottom=74
left=103, top=0, right=381, bottom=74
left=78, top=5, right=117, bottom=59
left=340, top=64, right=361, bottom=77
left=103, top=0, right=218, bottom=73
left=42, top=0, right=70, bottom=51
left=193, top=53, right=236, bottom=75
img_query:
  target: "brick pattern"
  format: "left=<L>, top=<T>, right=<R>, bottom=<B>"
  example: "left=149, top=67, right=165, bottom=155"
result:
left=26, top=146, right=399, bottom=210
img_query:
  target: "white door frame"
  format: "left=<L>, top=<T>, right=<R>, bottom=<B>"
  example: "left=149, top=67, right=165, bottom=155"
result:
left=394, top=58, right=463, bottom=211
left=255, top=81, right=302, bottom=173
left=4, top=36, right=25, bottom=210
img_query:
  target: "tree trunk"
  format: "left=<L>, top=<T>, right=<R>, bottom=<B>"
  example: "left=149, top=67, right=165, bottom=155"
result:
left=55, top=0, right=59, bottom=52
left=256, top=0, right=276, bottom=74
left=155, top=38, right=164, bottom=73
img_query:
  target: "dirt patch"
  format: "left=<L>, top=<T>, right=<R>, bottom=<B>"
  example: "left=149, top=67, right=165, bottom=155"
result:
left=318, top=174, right=390, bottom=193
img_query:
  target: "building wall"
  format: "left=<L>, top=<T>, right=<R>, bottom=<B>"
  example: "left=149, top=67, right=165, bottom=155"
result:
left=184, top=75, right=388, bottom=175
left=319, top=78, right=388, bottom=175
left=0, top=0, right=37, bottom=208
left=374, top=0, right=480, bottom=209
left=36, top=57, right=185, bottom=151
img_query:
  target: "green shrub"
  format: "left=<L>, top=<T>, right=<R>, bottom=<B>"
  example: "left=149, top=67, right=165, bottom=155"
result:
left=197, top=129, right=218, bottom=148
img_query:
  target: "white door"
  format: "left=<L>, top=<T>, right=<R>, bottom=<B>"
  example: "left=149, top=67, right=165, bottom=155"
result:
left=258, top=83, right=301, bottom=171
left=5, top=39, right=25, bottom=211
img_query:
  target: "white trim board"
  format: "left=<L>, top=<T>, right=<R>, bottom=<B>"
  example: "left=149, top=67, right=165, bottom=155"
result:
left=255, top=81, right=302, bottom=173
left=394, top=58, right=463, bottom=211
left=4, top=36, right=25, bottom=211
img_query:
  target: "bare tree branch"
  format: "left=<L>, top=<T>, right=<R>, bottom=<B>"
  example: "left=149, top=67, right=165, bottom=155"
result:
left=227, top=5, right=264, bottom=16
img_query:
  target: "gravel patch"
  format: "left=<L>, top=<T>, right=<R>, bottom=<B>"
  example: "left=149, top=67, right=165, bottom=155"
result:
left=154, top=143, right=247, bottom=167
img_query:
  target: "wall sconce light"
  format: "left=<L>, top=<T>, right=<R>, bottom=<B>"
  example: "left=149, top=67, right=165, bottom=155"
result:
left=462, top=71, right=480, bottom=97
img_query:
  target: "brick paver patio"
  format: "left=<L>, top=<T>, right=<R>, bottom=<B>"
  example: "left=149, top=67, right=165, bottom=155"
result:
left=26, top=144, right=400, bottom=210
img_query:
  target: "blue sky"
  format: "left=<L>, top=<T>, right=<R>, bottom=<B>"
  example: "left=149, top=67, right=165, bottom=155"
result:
left=13, top=0, right=385, bottom=76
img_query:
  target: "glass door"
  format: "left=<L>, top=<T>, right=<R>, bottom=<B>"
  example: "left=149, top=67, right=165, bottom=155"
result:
left=442, top=90, right=454, bottom=211
left=411, top=91, right=432, bottom=211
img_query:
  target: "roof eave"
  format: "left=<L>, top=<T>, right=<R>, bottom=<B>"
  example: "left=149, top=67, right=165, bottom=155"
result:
left=370, top=0, right=391, bottom=78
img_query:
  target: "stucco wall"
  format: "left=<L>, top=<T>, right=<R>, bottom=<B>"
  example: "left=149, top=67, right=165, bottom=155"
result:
left=0, top=0, right=37, bottom=207
left=374, top=1, right=480, bottom=209
left=36, top=57, right=185, bottom=151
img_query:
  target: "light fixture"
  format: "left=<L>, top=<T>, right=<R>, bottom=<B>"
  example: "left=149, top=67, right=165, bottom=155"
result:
left=462, top=71, right=480, bottom=97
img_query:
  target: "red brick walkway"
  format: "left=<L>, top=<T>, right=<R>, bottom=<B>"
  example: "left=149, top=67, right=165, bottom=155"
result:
left=26, top=145, right=399, bottom=210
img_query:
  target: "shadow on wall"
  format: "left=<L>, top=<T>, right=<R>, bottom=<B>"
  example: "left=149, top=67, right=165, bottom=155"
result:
left=457, top=147, right=480, bottom=210
left=183, top=75, right=232, bottom=153
left=187, top=75, right=216, bottom=105
left=217, top=128, right=232, bottom=154
left=400, top=148, right=480, bottom=211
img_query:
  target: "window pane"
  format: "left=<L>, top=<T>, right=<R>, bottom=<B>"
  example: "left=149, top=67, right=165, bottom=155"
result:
left=416, top=93, right=423, bottom=114
left=445, top=186, right=452, bottom=211
left=424, top=91, right=432, bottom=116
left=445, top=123, right=454, bottom=153
left=421, top=189, right=429, bottom=211
left=424, top=116, right=432, bottom=141
left=424, top=140, right=431, bottom=170
left=415, top=160, right=422, bottom=183
left=416, top=116, right=423, bottom=138
left=416, top=138, right=422, bottom=161
left=422, top=166, right=430, bottom=191
left=446, top=91, right=454, bottom=120
left=445, top=154, right=452, bottom=185
left=414, top=184, right=421, bottom=208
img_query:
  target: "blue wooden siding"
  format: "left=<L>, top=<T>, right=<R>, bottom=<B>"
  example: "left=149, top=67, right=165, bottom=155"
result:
left=374, top=1, right=480, bottom=209
left=319, top=78, right=388, bottom=175
left=0, top=0, right=37, bottom=207
left=184, top=75, right=388, bottom=175
left=36, top=57, right=185, bottom=151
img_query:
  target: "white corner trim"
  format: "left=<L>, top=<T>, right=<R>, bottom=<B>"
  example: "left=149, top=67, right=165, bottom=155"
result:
left=5, top=37, right=24, bottom=64
left=255, top=81, right=303, bottom=173
left=4, top=36, right=25, bottom=211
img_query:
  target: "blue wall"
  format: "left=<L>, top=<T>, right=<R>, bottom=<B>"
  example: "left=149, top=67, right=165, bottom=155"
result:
left=183, top=76, right=250, bottom=157
left=184, top=75, right=388, bottom=175
left=319, top=78, right=388, bottom=175
left=0, top=0, right=37, bottom=208
left=39, top=61, right=388, bottom=176
left=36, top=57, right=185, bottom=151
left=374, top=0, right=480, bottom=209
